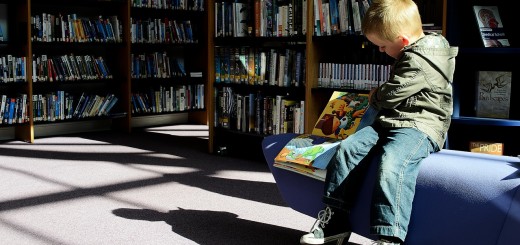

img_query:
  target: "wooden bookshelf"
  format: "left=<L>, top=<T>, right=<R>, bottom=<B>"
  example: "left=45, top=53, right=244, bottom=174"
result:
left=129, top=2, right=207, bottom=129
left=0, top=0, right=208, bottom=142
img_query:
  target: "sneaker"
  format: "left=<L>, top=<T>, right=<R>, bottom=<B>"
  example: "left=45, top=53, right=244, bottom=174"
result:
left=372, top=239, right=400, bottom=245
left=300, top=206, right=351, bottom=245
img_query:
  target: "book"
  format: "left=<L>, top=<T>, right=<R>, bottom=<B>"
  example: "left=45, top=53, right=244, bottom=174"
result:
left=475, top=71, right=512, bottom=119
left=312, top=91, right=370, bottom=139
left=470, top=141, right=503, bottom=156
left=274, top=91, right=375, bottom=181
left=275, top=133, right=342, bottom=166
left=273, top=158, right=328, bottom=181
left=233, top=2, right=248, bottom=37
left=473, top=6, right=510, bottom=47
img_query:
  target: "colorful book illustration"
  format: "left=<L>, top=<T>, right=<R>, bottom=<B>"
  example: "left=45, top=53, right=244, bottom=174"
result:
left=274, top=91, right=376, bottom=181
left=312, top=91, right=370, bottom=139
left=473, top=6, right=509, bottom=47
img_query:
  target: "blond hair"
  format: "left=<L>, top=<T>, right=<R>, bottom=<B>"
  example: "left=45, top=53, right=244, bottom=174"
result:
left=361, top=0, right=423, bottom=41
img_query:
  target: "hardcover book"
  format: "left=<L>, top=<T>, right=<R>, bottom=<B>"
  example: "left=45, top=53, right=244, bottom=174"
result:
left=475, top=71, right=512, bottom=119
left=473, top=6, right=510, bottom=47
left=274, top=91, right=376, bottom=181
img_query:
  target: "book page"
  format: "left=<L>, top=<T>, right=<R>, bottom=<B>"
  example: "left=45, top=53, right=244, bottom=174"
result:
left=312, top=91, right=369, bottom=139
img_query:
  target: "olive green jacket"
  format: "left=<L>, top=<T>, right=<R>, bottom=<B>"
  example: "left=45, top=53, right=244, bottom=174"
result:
left=370, top=32, right=459, bottom=148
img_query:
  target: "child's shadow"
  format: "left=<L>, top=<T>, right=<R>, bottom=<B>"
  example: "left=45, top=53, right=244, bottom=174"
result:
left=112, top=207, right=304, bottom=244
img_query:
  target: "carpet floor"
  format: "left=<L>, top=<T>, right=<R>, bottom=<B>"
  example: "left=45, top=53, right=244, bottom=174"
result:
left=0, top=124, right=373, bottom=245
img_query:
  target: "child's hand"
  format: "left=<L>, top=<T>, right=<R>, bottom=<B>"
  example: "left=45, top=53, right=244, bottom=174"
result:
left=368, top=87, right=378, bottom=102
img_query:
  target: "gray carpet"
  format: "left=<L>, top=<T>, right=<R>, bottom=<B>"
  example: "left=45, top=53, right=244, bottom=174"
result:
left=0, top=124, right=373, bottom=245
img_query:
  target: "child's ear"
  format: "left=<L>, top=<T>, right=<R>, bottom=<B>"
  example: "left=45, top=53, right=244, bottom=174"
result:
left=399, top=35, right=410, bottom=46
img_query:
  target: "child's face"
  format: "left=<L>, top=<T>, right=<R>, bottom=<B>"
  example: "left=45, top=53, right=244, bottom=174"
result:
left=366, top=33, right=407, bottom=59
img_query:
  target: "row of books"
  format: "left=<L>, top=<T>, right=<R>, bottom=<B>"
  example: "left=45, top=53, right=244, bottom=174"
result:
left=314, top=0, right=370, bottom=36
left=32, top=13, right=122, bottom=43
left=317, top=62, right=391, bottom=90
left=215, top=2, right=249, bottom=37
left=132, top=0, right=205, bottom=11
left=215, top=0, right=308, bottom=38
left=32, top=92, right=118, bottom=122
left=0, top=55, right=26, bottom=83
left=131, top=84, right=205, bottom=114
left=216, top=87, right=305, bottom=135
left=130, top=18, right=196, bottom=44
left=131, top=52, right=186, bottom=78
left=215, top=2, right=242, bottom=37
left=0, top=94, right=28, bottom=125
left=32, top=54, right=112, bottom=82
left=215, top=47, right=305, bottom=87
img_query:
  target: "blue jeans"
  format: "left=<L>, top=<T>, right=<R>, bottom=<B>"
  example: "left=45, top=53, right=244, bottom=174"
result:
left=323, top=123, right=439, bottom=241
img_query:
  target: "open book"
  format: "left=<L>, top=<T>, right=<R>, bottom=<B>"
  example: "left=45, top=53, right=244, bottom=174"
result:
left=273, top=91, right=378, bottom=181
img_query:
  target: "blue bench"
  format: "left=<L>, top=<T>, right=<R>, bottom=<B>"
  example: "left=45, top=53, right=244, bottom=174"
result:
left=262, top=133, right=520, bottom=245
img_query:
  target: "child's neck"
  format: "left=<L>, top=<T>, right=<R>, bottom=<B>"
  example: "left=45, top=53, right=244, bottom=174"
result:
left=408, top=32, right=426, bottom=45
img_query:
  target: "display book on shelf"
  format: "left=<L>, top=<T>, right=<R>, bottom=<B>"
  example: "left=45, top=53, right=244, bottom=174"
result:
left=472, top=5, right=509, bottom=47
left=475, top=70, right=512, bottom=119
left=273, top=91, right=377, bottom=181
left=469, top=141, right=504, bottom=156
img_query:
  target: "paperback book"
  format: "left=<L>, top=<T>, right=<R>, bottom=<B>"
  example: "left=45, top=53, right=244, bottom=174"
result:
left=273, top=91, right=376, bottom=181
left=470, top=141, right=504, bottom=156
left=475, top=71, right=512, bottom=119
left=473, top=6, right=510, bottom=47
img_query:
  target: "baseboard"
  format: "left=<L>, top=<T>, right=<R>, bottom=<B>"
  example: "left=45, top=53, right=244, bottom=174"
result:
left=0, top=113, right=189, bottom=142
left=0, top=127, right=15, bottom=141
left=34, top=120, right=113, bottom=138
left=130, top=113, right=189, bottom=128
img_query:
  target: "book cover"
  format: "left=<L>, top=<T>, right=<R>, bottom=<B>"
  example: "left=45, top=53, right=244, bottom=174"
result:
left=473, top=6, right=510, bottom=47
left=469, top=141, right=504, bottom=156
left=274, top=133, right=342, bottom=168
left=475, top=71, right=512, bottom=119
left=312, top=91, right=370, bottom=139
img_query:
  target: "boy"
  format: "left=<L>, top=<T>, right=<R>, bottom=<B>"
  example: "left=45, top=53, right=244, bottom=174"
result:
left=300, top=0, right=458, bottom=244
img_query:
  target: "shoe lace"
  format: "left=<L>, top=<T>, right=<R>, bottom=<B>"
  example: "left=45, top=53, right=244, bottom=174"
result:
left=314, top=206, right=334, bottom=229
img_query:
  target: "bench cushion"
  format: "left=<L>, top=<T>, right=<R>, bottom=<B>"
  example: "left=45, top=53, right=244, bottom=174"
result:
left=263, top=133, right=520, bottom=244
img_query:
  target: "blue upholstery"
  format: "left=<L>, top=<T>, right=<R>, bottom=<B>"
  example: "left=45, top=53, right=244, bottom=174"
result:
left=262, top=133, right=520, bottom=245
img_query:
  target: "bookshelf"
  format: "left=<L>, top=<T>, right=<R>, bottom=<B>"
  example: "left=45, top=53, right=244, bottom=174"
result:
left=0, top=0, right=208, bottom=142
left=445, top=0, right=519, bottom=156
left=30, top=0, right=129, bottom=134
left=0, top=0, right=32, bottom=141
left=208, top=1, right=308, bottom=158
left=129, top=1, right=207, bottom=128
left=207, top=0, right=446, bottom=159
